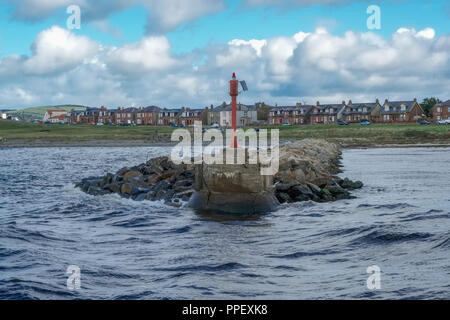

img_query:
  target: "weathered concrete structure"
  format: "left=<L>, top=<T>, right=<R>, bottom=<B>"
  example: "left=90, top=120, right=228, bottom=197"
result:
left=188, top=148, right=279, bottom=214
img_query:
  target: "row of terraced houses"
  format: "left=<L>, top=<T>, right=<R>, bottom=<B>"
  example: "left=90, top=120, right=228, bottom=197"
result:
left=268, top=99, right=427, bottom=125
left=63, top=98, right=449, bottom=127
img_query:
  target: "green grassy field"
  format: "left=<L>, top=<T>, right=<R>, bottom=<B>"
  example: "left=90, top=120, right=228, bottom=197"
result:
left=1, top=120, right=450, bottom=147
left=0, top=120, right=175, bottom=143
left=261, top=123, right=450, bottom=146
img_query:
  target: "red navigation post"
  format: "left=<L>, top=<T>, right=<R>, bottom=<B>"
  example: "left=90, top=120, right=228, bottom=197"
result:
left=230, top=72, right=239, bottom=148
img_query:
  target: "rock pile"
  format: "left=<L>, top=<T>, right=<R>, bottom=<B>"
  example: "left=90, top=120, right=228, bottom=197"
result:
left=76, top=139, right=363, bottom=208
left=76, top=157, right=195, bottom=207
left=273, top=139, right=363, bottom=203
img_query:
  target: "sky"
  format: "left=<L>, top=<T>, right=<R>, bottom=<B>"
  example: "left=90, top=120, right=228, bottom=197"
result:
left=0, top=0, right=449, bottom=109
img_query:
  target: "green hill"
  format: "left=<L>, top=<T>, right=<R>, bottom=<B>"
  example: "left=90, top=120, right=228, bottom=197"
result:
left=6, top=105, right=89, bottom=121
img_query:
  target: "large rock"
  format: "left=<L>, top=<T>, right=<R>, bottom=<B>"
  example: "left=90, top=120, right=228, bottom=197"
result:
left=123, top=170, right=142, bottom=180
left=120, top=183, right=133, bottom=195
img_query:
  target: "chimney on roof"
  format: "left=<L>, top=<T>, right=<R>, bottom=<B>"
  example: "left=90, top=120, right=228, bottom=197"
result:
left=342, top=100, right=346, bottom=105
left=296, top=102, right=302, bottom=107
left=118, top=107, right=121, bottom=111
left=316, top=101, right=320, bottom=106
left=348, top=100, right=352, bottom=105
left=385, top=99, right=389, bottom=104
left=413, top=98, right=417, bottom=102
left=101, top=106, right=106, bottom=110
left=376, top=98, right=379, bottom=104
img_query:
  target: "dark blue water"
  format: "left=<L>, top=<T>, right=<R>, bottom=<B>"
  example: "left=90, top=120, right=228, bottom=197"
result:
left=0, top=146, right=449, bottom=299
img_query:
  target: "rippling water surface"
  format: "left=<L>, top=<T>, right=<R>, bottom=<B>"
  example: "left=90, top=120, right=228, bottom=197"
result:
left=0, top=146, right=449, bottom=299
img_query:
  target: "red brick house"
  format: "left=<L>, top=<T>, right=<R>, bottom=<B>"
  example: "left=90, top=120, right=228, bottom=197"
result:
left=179, top=108, right=208, bottom=126
left=76, top=108, right=100, bottom=124
left=136, top=106, right=161, bottom=125
left=268, top=104, right=313, bottom=125
left=378, top=99, right=424, bottom=123
left=432, top=100, right=450, bottom=123
left=98, top=106, right=115, bottom=124
left=310, top=101, right=346, bottom=124
left=115, top=107, right=137, bottom=125
left=157, top=109, right=181, bottom=126
left=341, top=100, right=382, bottom=123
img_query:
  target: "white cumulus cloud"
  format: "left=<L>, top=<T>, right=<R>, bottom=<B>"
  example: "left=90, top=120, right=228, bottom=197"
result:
left=0, top=26, right=449, bottom=109
left=24, top=26, right=99, bottom=75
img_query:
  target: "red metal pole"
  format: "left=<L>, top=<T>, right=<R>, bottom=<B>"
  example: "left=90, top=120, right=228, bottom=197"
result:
left=230, top=73, right=238, bottom=148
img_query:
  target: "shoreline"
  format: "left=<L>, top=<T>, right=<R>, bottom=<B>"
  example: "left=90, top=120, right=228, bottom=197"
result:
left=1, top=139, right=450, bottom=149
left=0, top=140, right=177, bottom=148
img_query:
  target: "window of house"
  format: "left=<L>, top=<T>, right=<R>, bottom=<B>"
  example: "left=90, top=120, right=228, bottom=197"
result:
left=384, top=115, right=389, bottom=120
left=400, top=114, right=406, bottom=120
left=437, top=107, right=441, bottom=112
left=448, top=107, right=450, bottom=112
left=127, top=113, right=131, bottom=118
left=437, top=116, right=441, bottom=121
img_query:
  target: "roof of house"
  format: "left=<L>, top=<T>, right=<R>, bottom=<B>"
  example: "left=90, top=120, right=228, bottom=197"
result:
left=116, top=107, right=138, bottom=113
left=216, top=104, right=258, bottom=112
left=49, top=115, right=66, bottom=121
left=342, top=102, right=379, bottom=114
left=143, top=106, right=161, bottom=112
left=381, top=100, right=419, bottom=114
left=212, top=104, right=228, bottom=112
left=159, top=109, right=181, bottom=114
left=311, top=103, right=345, bottom=114
left=269, top=105, right=313, bottom=112
left=46, top=110, right=67, bottom=114
left=180, top=109, right=204, bottom=117
left=435, top=100, right=450, bottom=107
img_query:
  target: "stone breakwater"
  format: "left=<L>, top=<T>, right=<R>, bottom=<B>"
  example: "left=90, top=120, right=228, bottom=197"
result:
left=76, top=139, right=363, bottom=208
